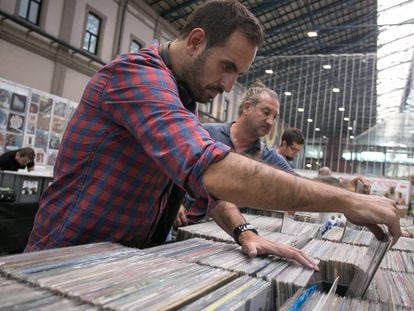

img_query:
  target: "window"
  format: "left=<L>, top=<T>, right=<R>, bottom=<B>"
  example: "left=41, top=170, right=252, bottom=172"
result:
left=18, top=0, right=42, bottom=25
left=130, top=40, right=142, bottom=53
left=83, top=13, right=101, bottom=55
left=205, top=100, right=213, bottom=114
left=222, top=98, right=230, bottom=120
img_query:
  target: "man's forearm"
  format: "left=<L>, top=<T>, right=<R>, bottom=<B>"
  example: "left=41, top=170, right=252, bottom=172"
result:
left=209, top=201, right=246, bottom=237
left=204, top=152, right=350, bottom=214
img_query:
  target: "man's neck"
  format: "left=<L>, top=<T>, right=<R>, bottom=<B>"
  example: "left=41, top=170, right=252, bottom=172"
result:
left=230, top=121, right=258, bottom=152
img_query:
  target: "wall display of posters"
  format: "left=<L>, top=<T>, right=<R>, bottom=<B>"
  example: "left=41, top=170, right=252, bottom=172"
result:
left=0, top=80, right=30, bottom=152
left=0, top=78, right=80, bottom=166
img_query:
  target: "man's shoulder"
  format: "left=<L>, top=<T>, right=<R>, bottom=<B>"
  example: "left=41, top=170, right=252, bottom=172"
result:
left=261, top=145, right=294, bottom=172
left=203, top=122, right=230, bottom=139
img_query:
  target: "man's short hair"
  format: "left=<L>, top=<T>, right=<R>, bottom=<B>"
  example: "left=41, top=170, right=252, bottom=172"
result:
left=19, top=147, right=35, bottom=160
left=281, top=128, right=305, bottom=146
left=178, top=0, right=263, bottom=49
left=238, top=80, right=279, bottom=116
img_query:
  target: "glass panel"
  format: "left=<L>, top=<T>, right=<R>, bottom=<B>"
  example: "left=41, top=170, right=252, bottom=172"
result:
left=89, top=35, right=97, bottom=54
left=87, top=14, right=100, bottom=35
left=19, top=0, right=29, bottom=18
left=130, top=41, right=141, bottom=53
left=83, top=32, right=91, bottom=50
left=28, top=1, right=39, bottom=24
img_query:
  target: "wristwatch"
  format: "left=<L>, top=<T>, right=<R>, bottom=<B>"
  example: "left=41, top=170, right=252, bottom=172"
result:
left=233, top=222, right=258, bottom=245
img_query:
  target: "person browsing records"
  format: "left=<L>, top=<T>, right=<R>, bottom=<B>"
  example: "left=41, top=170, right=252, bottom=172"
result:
left=26, top=1, right=401, bottom=267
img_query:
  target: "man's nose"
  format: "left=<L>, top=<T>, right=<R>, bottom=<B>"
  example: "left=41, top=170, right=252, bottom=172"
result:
left=221, top=74, right=237, bottom=93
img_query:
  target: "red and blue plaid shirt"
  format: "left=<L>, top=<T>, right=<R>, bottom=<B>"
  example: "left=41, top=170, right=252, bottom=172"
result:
left=25, top=42, right=230, bottom=251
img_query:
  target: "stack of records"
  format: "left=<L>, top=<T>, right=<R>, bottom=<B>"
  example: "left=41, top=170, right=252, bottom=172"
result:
left=244, top=214, right=283, bottom=232
left=176, top=221, right=299, bottom=246
left=144, top=238, right=318, bottom=309
left=0, top=275, right=95, bottom=310
left=341, top=229, right=373, bottom=246
left=240, top=207, right=285, bottom=219
left=301, top=239, right=364, bottom=285
left=0, top=242, right=240, bottom=310
left=346, top=234, right=392, bottom=298
left=380, top=250, right=414, bottom=273
left=294, top=211, right=320, bottom=223
left=176, top=221, right=235, bottom=243
left=391, top=237, right=414, bottom=252
left=180, top=275, right=272, bottom=310
left=322, top=226, right=344, bottom=242
left=256, top=258, right=319, bottom=308
left=280, top=216, right=323, bottom=239
left=280, top=286, right=411, bottom=310
left=365, top=269, right=414, bottom=309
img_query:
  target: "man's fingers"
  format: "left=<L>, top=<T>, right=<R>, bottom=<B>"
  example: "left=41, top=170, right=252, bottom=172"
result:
left=365, top=224, right=385, bottom=241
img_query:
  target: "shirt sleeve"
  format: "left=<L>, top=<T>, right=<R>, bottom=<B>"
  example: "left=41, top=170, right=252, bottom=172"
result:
left=183, top=193, right=209, bottom=224
left=261, top=146, right=295, bottom=173
left=100, top=52, right=230, bottom=202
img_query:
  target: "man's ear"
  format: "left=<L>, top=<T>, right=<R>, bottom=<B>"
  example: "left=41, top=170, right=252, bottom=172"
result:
left=186, top=28, right=207, bottom=56
left=243, top=101, right=254, bottom=114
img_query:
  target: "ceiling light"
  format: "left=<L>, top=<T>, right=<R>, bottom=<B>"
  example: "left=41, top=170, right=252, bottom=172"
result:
left=306, top=163, right=312, bottom=168
left=284, top=91, right=292, bottom=96
left=323, top=136, right=327, bottom=139
left=322, top=64, right=331, bottom=69
left=338, top=107, right=345, bottom=112
left=265, top=69, right=273, bottom=74
left=307, top=118, right=313, bottom=123
left=344, top=117, right=349, bottom=121
left=350, top=135, right=355, bottom=139
left=307, top=31, right=318, bottom=37
left=315, top=128, right=320, bottom=131
left=297, top=108, right=304, bottom=112
left=348, top=127, right=353, bottom=130
left=332, top=88, right=340, bottom=93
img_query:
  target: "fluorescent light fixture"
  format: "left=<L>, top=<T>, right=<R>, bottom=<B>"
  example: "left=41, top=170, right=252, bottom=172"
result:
left=350, top=135, right=355, bottom=139
left=265, top=69, right=273, bottom=74
left=307, top=118, right=313, bottom=123
left=284, top=91, right=292, bottom=96
left=332, top=88, right=340, bottom=93
left=344, top=117, right=349, bottom=121
left=322, top=64, right=332, bottom=69
left=338, top=107, right=345, bottom=112
left=307, top=31, right=318, bottom=37
left=297, top=107, right=304, bottom=112
left=315, top=128, right=320, bottom=131
left=348, top=127, right=353, bottom=130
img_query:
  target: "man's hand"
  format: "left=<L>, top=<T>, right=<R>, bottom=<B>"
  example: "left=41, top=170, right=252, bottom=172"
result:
left=238, top=230, right=319, bottom=271
left=343, top=194, right=401, bottom=245
left=174, top=205, right=188, bottom=228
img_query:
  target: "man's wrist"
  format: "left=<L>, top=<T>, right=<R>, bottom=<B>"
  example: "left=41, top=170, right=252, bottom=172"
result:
left=233, top=222, right=258, bottom=245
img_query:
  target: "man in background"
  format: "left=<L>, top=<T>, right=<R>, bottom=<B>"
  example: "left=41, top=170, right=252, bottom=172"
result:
left=0, top=147, right=35, bottom=172
left=277, top=128, right=305, bottom=169
left=175, top=80, right=293, bottom=226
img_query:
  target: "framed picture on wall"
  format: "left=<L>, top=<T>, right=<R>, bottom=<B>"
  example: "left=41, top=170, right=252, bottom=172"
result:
left=7, top=113, right=25, bottom=133
left=10, top=93, right=27, bottom=113
left=0, top=89, right=11, bottom=109
left=0, top=109, right=7, bottom=129
left=5, top=133, right=23, bottom=150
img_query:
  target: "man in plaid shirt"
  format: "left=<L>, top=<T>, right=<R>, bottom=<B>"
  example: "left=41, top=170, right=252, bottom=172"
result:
left=26, top=1, right=400, bottom=268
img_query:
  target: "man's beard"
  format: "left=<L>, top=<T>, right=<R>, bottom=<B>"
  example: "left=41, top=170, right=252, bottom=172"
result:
left=179, top=51, right=224, bottom=103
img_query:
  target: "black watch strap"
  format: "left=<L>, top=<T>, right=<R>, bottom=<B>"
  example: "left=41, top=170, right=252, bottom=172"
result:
left=233, top=222, right=258, bottom=245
